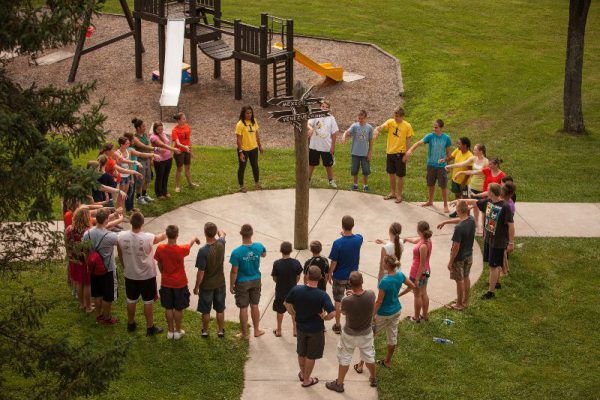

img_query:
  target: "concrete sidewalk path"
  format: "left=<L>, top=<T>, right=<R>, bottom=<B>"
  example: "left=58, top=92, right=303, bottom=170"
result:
left=143, top=189, right=483, bottom=400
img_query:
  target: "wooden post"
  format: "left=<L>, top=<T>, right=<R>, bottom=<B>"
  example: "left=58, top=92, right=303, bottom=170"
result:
left=214, top=0, right=222, bottom=78
left=134, top=0, right=143, bottom=80
left=259, top=24, right=268, bottom=107
left=68, top=10, right=92, bottom=82
left=285, top=19, right=294, bottom=96
left=158, top=0, right=166, bottom=84
left=189, top=0, right=199, bottom=84
left=234, top=19, right=242, bottom=100
left=293, top=81, right=310, bottom=250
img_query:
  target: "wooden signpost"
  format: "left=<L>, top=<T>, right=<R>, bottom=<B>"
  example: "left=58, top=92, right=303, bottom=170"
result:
left=268, top=81, right=329, bottom=249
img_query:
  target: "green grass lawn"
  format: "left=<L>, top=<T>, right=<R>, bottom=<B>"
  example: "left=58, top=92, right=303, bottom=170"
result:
left=92, top=0, right=600, bottom=202
left=376, top=237, right=600, bottom=400
left=0, top=264, right=248, bottom=400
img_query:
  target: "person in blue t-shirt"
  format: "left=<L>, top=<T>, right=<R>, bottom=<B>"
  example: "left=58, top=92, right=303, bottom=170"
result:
left=229, top=224, right=266, bottom=339
left=285, top=266, right=335, bottom=388
left=404, top=119, right=453, bottom=213
left=342, top=110, right=374, bottom=192
left=357, top=255, right=415, bottom=370
left=328, top=215, right=363, bottom=334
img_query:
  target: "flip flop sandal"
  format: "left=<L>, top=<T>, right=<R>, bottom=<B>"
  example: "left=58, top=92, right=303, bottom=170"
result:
left=395, top=198, right=403, bottom=203
left=301, top=377, right=319, bottom=387
left=377, top=360, right=390, bottom=369
left=353, top=363, right=363, bottom=374
left=383, top=194, right=396, bottom=200
left=370, top=377, right=378, bottom=387
left=273, top=329, right=282, bottom=337
left=298, top=372, right=304, bottom=382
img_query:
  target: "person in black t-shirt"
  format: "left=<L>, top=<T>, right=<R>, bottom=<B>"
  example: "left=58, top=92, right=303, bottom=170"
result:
left=272, top=241, right=303, bottom=337
left=303, top=240, right=329, bottom=291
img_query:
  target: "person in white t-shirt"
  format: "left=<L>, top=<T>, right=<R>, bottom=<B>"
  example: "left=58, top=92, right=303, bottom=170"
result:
left=374, top=222, right=403, bottom=282
left=308, top=100, right=339, bottom=189
left=117, top=211, right=167, bottom=336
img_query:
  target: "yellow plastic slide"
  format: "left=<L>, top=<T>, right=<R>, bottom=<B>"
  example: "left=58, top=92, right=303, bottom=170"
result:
left=274, top=43, right=344, bottom=82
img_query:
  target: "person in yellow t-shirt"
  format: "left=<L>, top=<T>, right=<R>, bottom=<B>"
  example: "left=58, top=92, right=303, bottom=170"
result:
left=235, top=106, right=263, bottom=193
left=445, top=137, right=473, bottom=199
left=373, top=107, right=414, bottom=203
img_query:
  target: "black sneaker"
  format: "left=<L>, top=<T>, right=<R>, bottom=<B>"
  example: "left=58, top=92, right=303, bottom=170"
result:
left=332, top=324, right=341, bottom=334
left=146, top=325, right=164, bottom=336
left=495, top=282, right=502, bottom=289
left=127, top=322, right=137, bottom=332
left=481, top=291, right=495, bottom=300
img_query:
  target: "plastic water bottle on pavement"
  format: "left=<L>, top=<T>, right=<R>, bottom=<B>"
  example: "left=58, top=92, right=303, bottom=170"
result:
left=433, top=337, right=453, bottom=344
left=442, top=319, right=455, bottom=326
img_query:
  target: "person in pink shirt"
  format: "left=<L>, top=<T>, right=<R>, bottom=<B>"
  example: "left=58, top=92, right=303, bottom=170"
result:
left=400, top=221, right=432, bottom=322
left=455, top=157, right=505, bottom=199
left=150, top=122, right=181, bottom=200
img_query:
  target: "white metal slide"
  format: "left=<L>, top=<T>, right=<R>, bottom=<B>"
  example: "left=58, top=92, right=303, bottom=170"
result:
left=159, top=18, right=186, bottom=107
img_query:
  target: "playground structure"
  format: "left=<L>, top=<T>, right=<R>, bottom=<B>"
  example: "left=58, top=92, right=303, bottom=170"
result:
left=68, top=0, right=345, bottom=108
left=133, top=0, right=294, bottom=107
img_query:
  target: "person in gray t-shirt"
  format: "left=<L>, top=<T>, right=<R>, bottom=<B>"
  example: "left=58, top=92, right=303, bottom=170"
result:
left=327, top=271, right=377, bottom=393
left=82, top=208, right=123, bottom=325
left=342, top=110, right=374, bottom=192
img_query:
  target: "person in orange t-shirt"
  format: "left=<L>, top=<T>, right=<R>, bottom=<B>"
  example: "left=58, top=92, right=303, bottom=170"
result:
left=154, top=224, right=200, bottom=340
left=171, top=112, right=198, bottom=193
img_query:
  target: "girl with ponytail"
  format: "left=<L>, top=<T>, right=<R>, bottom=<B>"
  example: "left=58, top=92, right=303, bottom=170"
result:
left=375, top=222, right=403, bottom=282
left=402, top=221, right=433, bottom=322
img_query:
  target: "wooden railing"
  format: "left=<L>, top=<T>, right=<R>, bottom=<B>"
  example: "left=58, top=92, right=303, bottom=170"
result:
left=234, top=21, right=266, bottom=57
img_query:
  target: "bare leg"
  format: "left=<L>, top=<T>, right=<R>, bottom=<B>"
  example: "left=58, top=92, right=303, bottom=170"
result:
left=291, top=314, right=297, bottom=336
left=336, top=364, right=350, bottom=385
left=308, top=165, right=315, bottom=180
left=455, top=280, right=464, bottom=308
left=127, top=302, right=137, bottom=324
left=302, top=358, right=316, bottom=385
left=94, top=297, right=102, bottom=318
left=422, top=186, right=435, bottom=206
left=165, top=309, right=174, bottom=332
left=239, top=307, right=249, bottom=338
left=489, top=267, right=501, bottom=292
left=441, top=188, right=449, bottom=212
left=175, top=166, right=182, bottom=189
left=143, top=303, right=154, bottom=328
left=325, top=166, right=334, bottom=181
left=387, top=174, right=396, bottom=197
left=76, top=282, right=84, bottom=308
left=335, top=301, right=342, bottom=326
left=173, top=309, right=183, bottom=332
left=102, top=301, right=112, bottom=319
left=365, top=362, right=376, bottom=381
left=463, top=277, right=471, bottom=307
left=216, top=312, right=225, bottom=333
left=421, top=284, right=430, bottom=319
left=184, top=164, right=194, bottom=185
left=396, top=176, right=405, bottom=201
left=202, top=313, right=211, bottom=332
left=250, top=304, right=264, bottom=337
left=363, top=175, right=368, bottom=185
left=413, top=287, right=422, bottom=319
left=352, top=175, right=358, bottom=185
left=276, top=312, right=283, bottom=335
left=83, top=284, right=92, bottom=310
left=384, top=344, right=396, bottom=367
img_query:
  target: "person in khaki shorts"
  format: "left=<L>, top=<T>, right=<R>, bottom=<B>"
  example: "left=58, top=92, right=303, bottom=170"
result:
left=438, top=200, right=476, bottom=310
left=326, top=271, right=377, bottom=393
left=230, top=224, right=266, bottom=339
left=371, top=256, right=415, bottom=369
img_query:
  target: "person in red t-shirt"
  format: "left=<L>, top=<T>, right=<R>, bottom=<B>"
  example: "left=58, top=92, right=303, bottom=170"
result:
left=454, top=157, right=505, bottom=199
left=171, top=112, right=198, bottom=193
left=154, top=224, right=200, bottom=340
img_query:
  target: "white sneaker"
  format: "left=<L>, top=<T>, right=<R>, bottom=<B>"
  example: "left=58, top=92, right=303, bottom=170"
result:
left=143, top=195, right=154, bottom=202
left=167, top=331, right=175, bottom=340
left=137, top=197, right=148, bottom=205
left=329, top=180, right=337, bottom=189
left=174, top=330, right=186, bottom=340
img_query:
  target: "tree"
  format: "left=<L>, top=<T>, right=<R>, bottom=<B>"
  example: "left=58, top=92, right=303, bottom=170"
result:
left=563, top=0, right=591, bottom=134
left=0, top=1, right=130, bottom=398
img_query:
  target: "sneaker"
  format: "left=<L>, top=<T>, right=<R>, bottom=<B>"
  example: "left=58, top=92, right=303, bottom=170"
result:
left=167, top=331, right=175, bottom=340
left=255, top=182, right=263, bottom=190
left=481, top=291, right=495, bottom=300
left=329, top=180, right=337, bottom=189
left=363, top=185, right=369, bottom=192
left=175, top=186, right=181, bottom=193
left=332, top=324, right=341, bottom=334
left=127, top=322, right=137, bottom=332
left=137, top=197, right=148, bottom=205
left=495, top=282, right=502, bottom=289
left=217, top=330, right=225, bottom=339
left=143, top=195, right=154, bottom=202
left=239, top=186, right=247, bottom=193
left=101, top=317, right=119, bottom=326
left=351, top=184, right=358, bottom=191
left=146, top=325, right=164, bottom=337
left=174, top=330, right=186, bottom=340
left=326, top=380, right=345, bottom=393
left=201, top=329, right=209, bottom=339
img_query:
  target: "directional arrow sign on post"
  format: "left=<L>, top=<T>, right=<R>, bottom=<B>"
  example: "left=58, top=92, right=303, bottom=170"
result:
left=268, top=98, right=324, bottom=108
